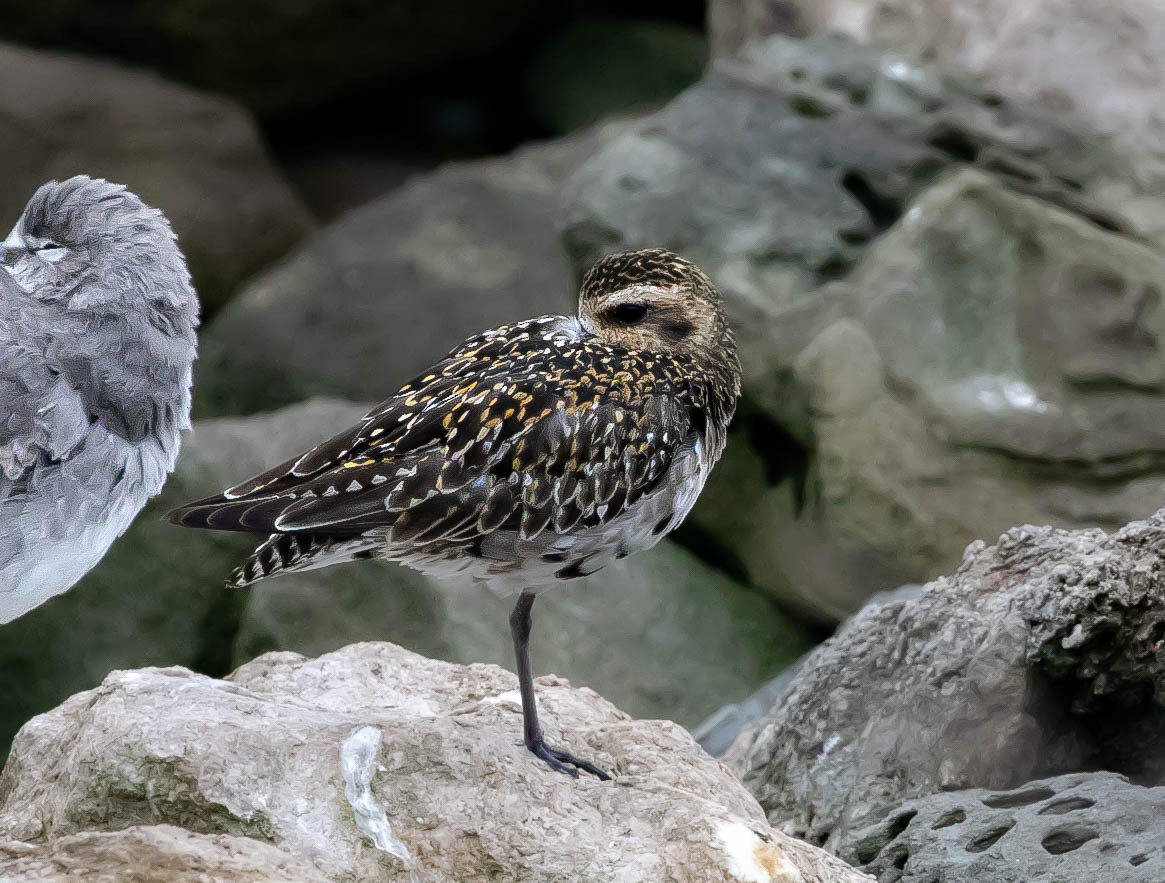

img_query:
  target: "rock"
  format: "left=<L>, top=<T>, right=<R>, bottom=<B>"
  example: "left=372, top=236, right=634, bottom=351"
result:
left=692, top=585, right=921, bottom=758
left=842, top=772, right=1165, bottom=882
left=194, top=123, right=626, bottom=418
left=0, top=643, right=873, bottom=882
left=691, top=662, right=804, bottom=759
left=728, top=509, right=1165, bottom=848
left=0, top=825, right=323, bottom=882
left=3, top=1, right=559, bottom=117
left=525, top=19, right=706, bottom=135
left=0, top=397, right=810, bottom=761
left=0, top=41, right=312, bottom=314
left=279, top=152, right=427, bottom=220
left=708, top=0, right=807, bottom=57
left=562, top=34, right=1165, bottom=622
left=795, top=0, right=1165, bottom=250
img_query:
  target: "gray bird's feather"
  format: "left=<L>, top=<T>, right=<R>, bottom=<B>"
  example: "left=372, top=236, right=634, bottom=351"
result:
left=0, top=176, right=199, bottom=623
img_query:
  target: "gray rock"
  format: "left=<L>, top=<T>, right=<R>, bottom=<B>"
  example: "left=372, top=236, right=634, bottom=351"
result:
left=842, top=772, right=1165, bottom=883
left=562, top=33, right=1122, bottom=424
left=728, top=509, right=1165, bottom=847
left=692, top=585, right=922, bottom=758
left=562, top=37, right=1165, bottom=621
left=195, top=124, right=626, bottom=417
left=691, top=661, right=803, bottom=759
left=0, top=41, right=312, bottom=314
left=0, top=397, right=810, bottom=760
left=0, top=643, right=873, bottom=882
left=708, top=0, right=807, bottom=57
left=0, top=825, right=324, bottom=882
left=795, top=0, right=1165, bottom=250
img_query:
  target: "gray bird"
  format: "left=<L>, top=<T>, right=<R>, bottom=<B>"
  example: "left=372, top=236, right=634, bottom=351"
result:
left=0, top=176, right=199, bottom=623
left=170, top=248, right=739, bottom=779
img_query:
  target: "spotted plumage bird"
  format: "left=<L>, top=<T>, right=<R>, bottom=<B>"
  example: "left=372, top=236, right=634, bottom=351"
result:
left=169, top=247, right=741, bottom=779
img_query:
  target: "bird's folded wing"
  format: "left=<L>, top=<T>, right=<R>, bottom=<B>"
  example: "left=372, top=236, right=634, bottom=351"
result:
left=0, top=294, right=91, bottom=489
left=169, top=321, right=695, bottom=547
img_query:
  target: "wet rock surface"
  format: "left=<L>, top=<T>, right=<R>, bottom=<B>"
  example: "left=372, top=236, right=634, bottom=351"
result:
left=729, top=509, right=1165, bottom=847
left=0, top=41, right=312, bottom=314
left=843, top=772, right=1165, bottom=883
left=0, top=643, right=872, bottom=882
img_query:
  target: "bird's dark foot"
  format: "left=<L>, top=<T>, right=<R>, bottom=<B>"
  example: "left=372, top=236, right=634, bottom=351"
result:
left=527, top=737, right=611, bottom=781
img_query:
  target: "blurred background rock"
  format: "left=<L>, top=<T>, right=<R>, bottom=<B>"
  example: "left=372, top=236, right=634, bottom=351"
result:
left=2, top=5, right=1164, bottom=849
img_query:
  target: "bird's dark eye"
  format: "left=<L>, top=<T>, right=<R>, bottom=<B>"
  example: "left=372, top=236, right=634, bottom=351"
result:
left=607, top=302, right=649, bottom=325
left=36, top=241, right=61, bottom=251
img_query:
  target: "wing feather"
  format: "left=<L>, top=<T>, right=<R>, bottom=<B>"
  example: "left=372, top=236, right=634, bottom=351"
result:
left=168, top=316, right=697, bottom=555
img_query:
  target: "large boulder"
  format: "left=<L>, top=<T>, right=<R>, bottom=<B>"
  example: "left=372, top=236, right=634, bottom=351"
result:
left=194, top=124, right=625, bottom=418
left=728, top=509, right=1165, bottom=848
left=0, top=398, right=809, bottom=761
left=0, top=643, right=872, bottom=883
left=790, top=0, right=1165, bottom=251
left=0, top=41, right=312, bottom=314
left=843, top=772, right=1165, bottom=883
left=0, top=826, right=323, bottom=882
left=561, top=33, right=1165, bottom=622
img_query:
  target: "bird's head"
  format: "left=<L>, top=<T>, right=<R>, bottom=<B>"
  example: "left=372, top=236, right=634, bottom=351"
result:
left=0, top=175, right=198, bottom=342
left=577, top=247, right=739, bottom=389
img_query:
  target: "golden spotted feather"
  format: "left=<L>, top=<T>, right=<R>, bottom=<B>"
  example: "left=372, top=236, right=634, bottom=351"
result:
left=170, top=317, right=711, bottom=564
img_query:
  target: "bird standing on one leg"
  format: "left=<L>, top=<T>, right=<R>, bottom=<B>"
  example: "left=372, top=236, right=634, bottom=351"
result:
left=0, top=176, right=199, bottom=623
left=168, top=248, right=740, bottom=779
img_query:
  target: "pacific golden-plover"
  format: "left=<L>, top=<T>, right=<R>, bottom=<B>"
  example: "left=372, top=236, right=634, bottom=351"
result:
left=169, top=247, right=740, bottom=779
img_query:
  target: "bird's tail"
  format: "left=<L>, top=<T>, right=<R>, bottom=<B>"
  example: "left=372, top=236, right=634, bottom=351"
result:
left=231, top=533, right=379, bottom=587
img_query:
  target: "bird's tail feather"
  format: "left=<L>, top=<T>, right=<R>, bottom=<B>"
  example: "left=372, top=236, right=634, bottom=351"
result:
left=231, top=533, right=379, bottom=587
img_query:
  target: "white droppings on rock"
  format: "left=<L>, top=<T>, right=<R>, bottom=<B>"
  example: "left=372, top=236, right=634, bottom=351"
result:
left=340, top=726, right=412, bottom=867
left=480, top=689, right=524, bottom=710
left=715, top=820, right=802, bottom=883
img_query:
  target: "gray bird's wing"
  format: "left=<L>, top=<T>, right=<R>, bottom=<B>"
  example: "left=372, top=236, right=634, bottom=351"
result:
left=0, top=275, right=92, bottom=492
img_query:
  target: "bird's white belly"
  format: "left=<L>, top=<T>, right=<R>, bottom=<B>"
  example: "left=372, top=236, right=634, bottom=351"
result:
left=0, top=429, right=176, bottom=623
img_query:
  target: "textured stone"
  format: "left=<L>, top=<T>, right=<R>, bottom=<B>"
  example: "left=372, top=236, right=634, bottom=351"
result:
left=729, top=509, right=1165, bottom=848
left=563, top=36, right=1165, bottom=621
left=0, top=41, right=312, bottom=313
left=0, top=643, right=872, bottom=882
left=843, top=773, right=1165, bottom=883
left=708, top=0, right=807, bottom=57
left=0, top=825, right=323, bottom=882
left=0, top=398, right=810, bottom=761
left=797, top=0, right=1165, bottom=250
left=195, top=124, right=626, bottom=417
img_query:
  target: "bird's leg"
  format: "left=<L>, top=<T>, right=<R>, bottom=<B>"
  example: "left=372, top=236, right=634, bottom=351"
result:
left=508, top=591, right=610, bottom=780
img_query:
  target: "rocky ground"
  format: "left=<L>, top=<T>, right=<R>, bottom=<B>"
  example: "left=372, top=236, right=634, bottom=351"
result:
left=2, top=0, right=1165, bottom=879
